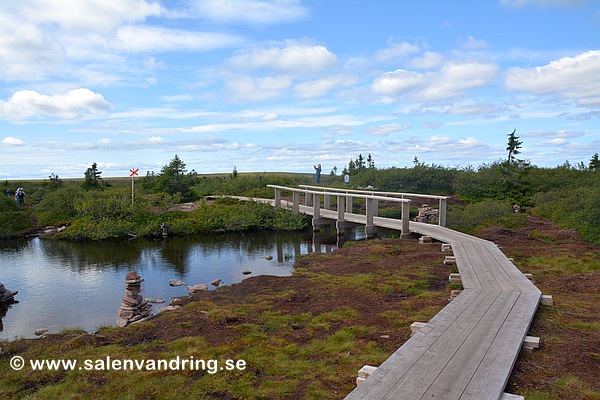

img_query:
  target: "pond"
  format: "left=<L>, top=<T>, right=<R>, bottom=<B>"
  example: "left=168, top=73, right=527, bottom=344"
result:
left=1, top=225, right=384, bottom=340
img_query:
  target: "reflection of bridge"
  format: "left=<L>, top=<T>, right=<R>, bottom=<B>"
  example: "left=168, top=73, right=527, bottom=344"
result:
left=264, top=185, right=545, bottom=400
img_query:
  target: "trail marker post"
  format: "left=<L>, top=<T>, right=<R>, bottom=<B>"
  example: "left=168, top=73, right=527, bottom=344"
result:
left=130, top=168, right=139, bottom=204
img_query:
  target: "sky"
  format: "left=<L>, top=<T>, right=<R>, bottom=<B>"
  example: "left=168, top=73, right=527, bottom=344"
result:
left=0, top=0, right=599, bottom=180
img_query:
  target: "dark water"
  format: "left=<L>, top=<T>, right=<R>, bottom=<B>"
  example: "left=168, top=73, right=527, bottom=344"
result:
left=0, top=225, right=374, bottom=340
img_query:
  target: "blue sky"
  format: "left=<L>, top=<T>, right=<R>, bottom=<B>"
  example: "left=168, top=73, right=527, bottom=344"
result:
left=1, top=0, right=599, bottom=179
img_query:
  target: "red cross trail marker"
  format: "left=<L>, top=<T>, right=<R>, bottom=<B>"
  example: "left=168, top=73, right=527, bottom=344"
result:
left=130, top=168, right=139, bottom=204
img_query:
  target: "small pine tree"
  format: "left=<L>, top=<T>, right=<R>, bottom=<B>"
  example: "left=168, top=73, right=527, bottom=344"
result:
left=367, top=153, right=375, bottom=169
left=589, top=153, right=600, bottom=171
left=82, top=162, right=107, bottom=190
left=348, top=159, right=356, bottom=175
left=506, top=129, right=522, bottom=163
left=358, top=154, right=366, bottom=171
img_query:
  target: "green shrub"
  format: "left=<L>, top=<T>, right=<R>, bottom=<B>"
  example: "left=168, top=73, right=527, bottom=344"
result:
left=0, top=196, right=31, bottom=238
left=447, top=200, right=515, bottom=233
left=34, top=187, right=82, bottom=226
left=533, top=175, right=600, bottom=245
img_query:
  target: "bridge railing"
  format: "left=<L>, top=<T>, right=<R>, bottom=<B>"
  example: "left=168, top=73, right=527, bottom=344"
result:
left=267, top=184, right=412, bottom=236
left=299, top=185, right=450, bottom=227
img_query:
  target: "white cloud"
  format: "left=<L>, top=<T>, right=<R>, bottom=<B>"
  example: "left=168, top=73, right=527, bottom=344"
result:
left=262, top=112, right=279, bottom=121
left=418, top=62, right=499, bottom=101
left=5, top=0, right=162, bottom=34
left=505, top=50, right=600, bottom=106
left=371, top=69, right=424, bottom=96
left=190, top=0, right=309, bottom=25
left=365, top=123, right=412, bottom=136
left=372, top=61, right=498, bottom=101
left=421, top=121, right=442, bottom=129
left=409, top=52, right=445, bottom=69
left=0, top=88, right=112, bottom=120
left=228, top=40, right=338, bottom=74
left=225, top=75, right=294, bottom=101
left=460, top=36, right=488, bottom=50
left=0, top=15, right=65, bottom=81
left=375, top=42, right=420, bottom=63
left=524, top=129, right=585, bottom=138
left=315, top=125, right=353, bottom=138
left=294, top=75, right=357, bottom=99
left=446, top=103, right=510, bottom=115
left=147, top=136, right=166, bottom=143
left=116, top=26, right=243, bottom=52
left=1, top=136, right=25, bottom=146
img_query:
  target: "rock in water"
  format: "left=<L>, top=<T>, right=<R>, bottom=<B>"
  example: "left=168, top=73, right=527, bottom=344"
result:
left=144, top=297, right=165, bottom=304
left=169, top=279, right=187, bottom=287
left=242, top=269, right=252, bottom=275
left=210, top=279, right=222, bottom=287
left=34, top=328, right=49, bottom=336
left=188, top=284, right=208, bottom=294
left=264, top=255, right=273, bottom=260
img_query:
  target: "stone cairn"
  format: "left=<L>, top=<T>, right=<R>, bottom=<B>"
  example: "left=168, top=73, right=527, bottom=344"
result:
left=0, top=283, right=18, bottom=303
left=413, top=204, right=439, bottom=223
left=116, top=271, right=153, bottom=327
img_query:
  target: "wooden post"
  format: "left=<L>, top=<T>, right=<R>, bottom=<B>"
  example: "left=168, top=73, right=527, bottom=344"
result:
left=337, top=195, right=345, bottom=221
left=274, top=188, right=281, bottom=208
left=401, top=200, right=410, bottom=236
left=346, top=194, right=353, bottom=214
left=305, top=190, right=312, bottom=206
left=439, top=197, right=447, bottom=227
left=292, top=191, right=300, bottom=213
left=324, top=194, right=331, bottom=210
left=312, top=193, right=321, bottom=232
left=365, top=197, right=376, bottom=238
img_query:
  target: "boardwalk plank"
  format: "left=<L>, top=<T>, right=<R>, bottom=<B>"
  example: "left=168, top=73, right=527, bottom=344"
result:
left=462, top=290, right=540, bottom=399
left=382, top=290, right=503, bottom=399
left=420, top=290, right=521, bottom=399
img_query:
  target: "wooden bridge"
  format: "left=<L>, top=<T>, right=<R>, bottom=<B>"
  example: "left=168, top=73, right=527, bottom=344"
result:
left=265, top=185, right=545, bottom=400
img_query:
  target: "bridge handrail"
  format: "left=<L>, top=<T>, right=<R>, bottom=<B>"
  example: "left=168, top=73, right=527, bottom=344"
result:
left=295, top=184, right=448, bottom=227
left=267, top=184, right=413, bottom=236
left=267, top=184, right=411, bottom=203
left=299, top=184, right=451, bottom=201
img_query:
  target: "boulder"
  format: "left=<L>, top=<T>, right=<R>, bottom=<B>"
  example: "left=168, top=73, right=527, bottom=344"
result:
left=188, top=284, right=208, bottom=294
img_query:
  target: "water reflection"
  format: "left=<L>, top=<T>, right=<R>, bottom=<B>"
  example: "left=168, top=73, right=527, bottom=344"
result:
left=1, top=224, right=372, bottom=340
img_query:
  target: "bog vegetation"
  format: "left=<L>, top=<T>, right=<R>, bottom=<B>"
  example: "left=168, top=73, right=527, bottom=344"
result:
left=1, top=149, right=599, bottom=245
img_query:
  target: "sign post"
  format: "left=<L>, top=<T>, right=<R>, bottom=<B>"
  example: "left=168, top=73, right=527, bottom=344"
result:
left=129, top=168, right=139, bottom=204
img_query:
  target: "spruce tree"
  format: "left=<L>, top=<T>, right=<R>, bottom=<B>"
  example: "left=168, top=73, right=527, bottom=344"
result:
left=506, top=129, right=522, bottom=163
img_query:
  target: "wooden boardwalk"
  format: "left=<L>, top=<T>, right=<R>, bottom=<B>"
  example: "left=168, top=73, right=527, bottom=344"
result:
left=345, top=222, right=540, bottom=400
left=230, top=188, right=542, bottom=399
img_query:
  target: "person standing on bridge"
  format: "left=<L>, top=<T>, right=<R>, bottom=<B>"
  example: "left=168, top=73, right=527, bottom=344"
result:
left=314, top=164, right=322, bottom=184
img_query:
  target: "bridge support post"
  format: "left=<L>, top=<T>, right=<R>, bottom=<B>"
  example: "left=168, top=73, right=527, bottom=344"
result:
left=336, top=195, right=356, bottom=234
left=401, top=200, right=411, bottom=236
left=312, top=193, right=323, bottom=232
left=438, top=197, right=447, bottom=227
left=292, top=191, right=300, bottom=213
left=365, top=198, right=378, bottom=238
left=346, top=194, right=353, bottom=214
left=324, top=194, right=331, bottom=210
left=305, top=190, right=312, bottom=207
left=274, top=188, right=281, bottom=208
